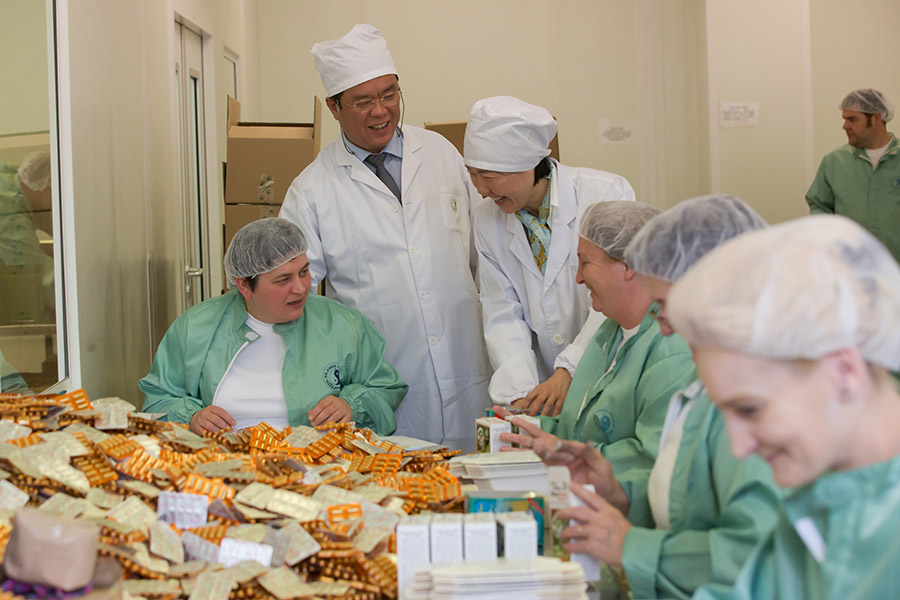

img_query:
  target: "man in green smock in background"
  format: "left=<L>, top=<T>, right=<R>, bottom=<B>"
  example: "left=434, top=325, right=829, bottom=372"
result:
left=140, top=218, right=408, bottom=436
left=499, top=201, right=696, bottom=527
left=806, top=89, right=900, bottom=265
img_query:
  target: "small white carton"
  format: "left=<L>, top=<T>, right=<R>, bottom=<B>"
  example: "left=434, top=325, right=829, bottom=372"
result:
left=496, top=511, right=538, bottom=559
left=430, top=513, right=464, bottom=565
left=397, top=514, right=432, bottom=600
left=463, top=512, right=498, bottom=561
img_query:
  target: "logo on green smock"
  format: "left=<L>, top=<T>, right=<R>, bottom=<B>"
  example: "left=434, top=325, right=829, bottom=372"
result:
left=323, top=363, right=341, bottom=391
left=596, top=408, right=616, bottom=437
left=450, top=197, right=458, bottom=212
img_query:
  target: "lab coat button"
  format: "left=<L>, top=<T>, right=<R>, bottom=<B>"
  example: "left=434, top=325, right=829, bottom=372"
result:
left=409, top=245, right=420, bottom=254
left=428, top=336, right=438, bottom=345
left=419, top=290, right=429, bottom=299
left=391, top=204, right=400, bottom=213
left=552, top=334, right=563, bottom=344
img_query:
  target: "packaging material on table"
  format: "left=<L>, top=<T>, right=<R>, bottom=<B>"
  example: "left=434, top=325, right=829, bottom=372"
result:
left=506, top=414, right=543, bottom=448
left=465, top=489, right=546, bottom=553
left=0, top=388, right=471, bottom=600
left=474, top=417, right=510, bottom=453
left=496, top=511, right=538, bottom=559
left=428, top=513, right=463, bottom=566
left=3, top=508, right=99, bottom=591
left=462, top=512, right=497, bottom=561
left=547, top=465, right=602, bottom=582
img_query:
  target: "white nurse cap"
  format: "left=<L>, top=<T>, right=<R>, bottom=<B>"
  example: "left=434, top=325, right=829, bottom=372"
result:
left=464, top=96, right=557, bottom=172
left=312, top=24, right=397, bottom=97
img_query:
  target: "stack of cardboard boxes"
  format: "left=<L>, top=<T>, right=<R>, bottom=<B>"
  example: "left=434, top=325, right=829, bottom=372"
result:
left=223, top=96, right=323, bottom=251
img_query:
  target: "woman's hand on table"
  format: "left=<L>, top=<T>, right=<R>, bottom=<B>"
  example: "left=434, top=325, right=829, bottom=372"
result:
left=189, top=406, right=236, bottom=434
left=308, top=395, right=353, bottom=426
left=555, top=482, right=632, bottom=567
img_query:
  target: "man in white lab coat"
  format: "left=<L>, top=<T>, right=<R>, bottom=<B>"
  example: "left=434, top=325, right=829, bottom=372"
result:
left=464, top=97, right=634, bottom=417
left=280, top=24, right=490, bottom=451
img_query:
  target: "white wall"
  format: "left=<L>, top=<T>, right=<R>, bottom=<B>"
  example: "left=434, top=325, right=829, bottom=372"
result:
left=810, top=0, right=900, bottom=162
left=62, top=0, right=259, bottom=405
left=705, top=0, right=814, bottom=224
left=255, top=0, right=709, bottom=209
left=0, top=1, right=49, bottom=135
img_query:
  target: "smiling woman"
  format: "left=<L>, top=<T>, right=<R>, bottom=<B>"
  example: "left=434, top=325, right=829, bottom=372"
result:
left=668, top=215, right=900, bottom=599
left=139, top=218, right=408, bottom=436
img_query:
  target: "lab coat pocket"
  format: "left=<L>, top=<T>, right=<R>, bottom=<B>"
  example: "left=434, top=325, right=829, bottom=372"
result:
left=434, top=189, right=464, bottom=233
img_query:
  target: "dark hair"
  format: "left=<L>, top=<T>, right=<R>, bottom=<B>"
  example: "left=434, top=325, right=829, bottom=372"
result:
left=866, top=113, right=875, bottom=127
left=533, top=157, right=552, bottom=185
left=245, top=275, right=259, bottom=291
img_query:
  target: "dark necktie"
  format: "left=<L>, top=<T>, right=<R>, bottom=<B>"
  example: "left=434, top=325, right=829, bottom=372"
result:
left=364, top=153, right=402, bottom=203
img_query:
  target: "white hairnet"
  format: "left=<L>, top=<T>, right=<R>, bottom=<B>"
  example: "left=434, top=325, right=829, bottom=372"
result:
left=224, top=218, right=308, bottom=289
left=312, top=24, right=397, bottom=97
left=463, top=96, right=557, bottom=172
left=840, top=89, right=894, bottom=122
left=668, top=215, right=900, bottom=370
left=579, top=201, right=662, bottom=263
left=625, top=195, right=767, bottom=282
left=17, top=152, right=51, bottom=192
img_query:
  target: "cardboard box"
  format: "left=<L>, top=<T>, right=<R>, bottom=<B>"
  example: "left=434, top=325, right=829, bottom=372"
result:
left=224, top=204, right=279, bottom=251
left=225, top=96, right=322, bottom=205
left=424, top=120, right=560, bottom=162
left=463, top=513, right=497, bottom=561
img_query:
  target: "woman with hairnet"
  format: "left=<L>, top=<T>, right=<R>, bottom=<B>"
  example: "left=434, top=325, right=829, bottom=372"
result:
left=525, top=196, right=781, bottom=599
left=464, top=96, right=635, bottom=416
left=661, top=215, right=900, bottom=598
left=140, top=218, right=407, bottom=435
left=497, top=201, right=695, bottom=516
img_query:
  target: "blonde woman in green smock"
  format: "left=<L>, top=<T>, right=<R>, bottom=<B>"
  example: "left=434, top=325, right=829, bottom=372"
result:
left=663, top=215, right=900, bottom=599
left=519, top=196, right=781, bottom=599
left=140, top=218, right=407, bottom=436
left=496, top=201, right=696, bottom=520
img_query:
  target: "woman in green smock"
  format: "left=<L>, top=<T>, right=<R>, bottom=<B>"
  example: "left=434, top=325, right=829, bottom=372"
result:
left=519, top=196, right=782, bottom=599
left=496, top=201, right=695, bottom=506
left=666, top=215, right=900, bottom=599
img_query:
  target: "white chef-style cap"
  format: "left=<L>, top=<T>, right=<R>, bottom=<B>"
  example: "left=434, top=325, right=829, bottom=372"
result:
left=464, top=96, right=557, bottom=172
left=667, top=215, right=900, bottom=371
left=312, top=24, right=397, bottom=97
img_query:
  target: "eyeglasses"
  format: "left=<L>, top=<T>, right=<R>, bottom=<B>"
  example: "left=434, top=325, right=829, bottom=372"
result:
left=343, top=90, right=402, bottom=112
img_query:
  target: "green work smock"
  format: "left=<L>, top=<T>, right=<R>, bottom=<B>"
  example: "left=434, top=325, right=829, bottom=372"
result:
left=620, top=383, right=782, bottom=599
left=540, top=310, right=696, bottom=526
left=139, top=290, right=408, bottom=435
left=805, top=135, right=900, bottom=265
left=695, top=453, right=900, bottom=599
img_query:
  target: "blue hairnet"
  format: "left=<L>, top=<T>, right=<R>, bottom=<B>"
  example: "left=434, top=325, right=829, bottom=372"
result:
left=625, top=195, right=767, bottom=282
left=224, top=218, right=308, bottom=288
left=668, top=216, right=900, bottom=370
left=840, top=89, right=894, bottom=122
left=579, top=201, right=662, bottom=262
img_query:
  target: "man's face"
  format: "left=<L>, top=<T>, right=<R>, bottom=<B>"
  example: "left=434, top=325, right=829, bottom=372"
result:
left=842, top=109, right=880, bottom=148
left=326, top=74, right=400, bottom=153
left=237, top=255, right=312, bottom=324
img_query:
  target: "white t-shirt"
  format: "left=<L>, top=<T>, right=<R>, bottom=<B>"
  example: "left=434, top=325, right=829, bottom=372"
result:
left=647, top=395, right=696, bottom=530
left=212, top=314, right=289, bottom=430
left=865, top=137, right=893, bottom=168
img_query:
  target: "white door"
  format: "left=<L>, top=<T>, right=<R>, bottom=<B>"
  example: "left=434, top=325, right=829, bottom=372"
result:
left=174, top=22, right=211, bottom=310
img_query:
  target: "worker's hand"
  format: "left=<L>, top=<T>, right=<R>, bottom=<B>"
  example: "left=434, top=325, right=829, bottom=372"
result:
left=513, top=368, right=572, bottom=417
left=308, top=395, right=353, bottom=427
left=189, top=406, right=236, bottom=435
left=532, top=438, right=629, bottom=514
left=555, top=483, right=631, bottom=567
left=499, top=414, right=558, bottom=453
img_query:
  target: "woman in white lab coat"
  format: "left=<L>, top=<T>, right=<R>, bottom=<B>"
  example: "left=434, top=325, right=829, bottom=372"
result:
left=464, top=96, right=634, bottom=416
